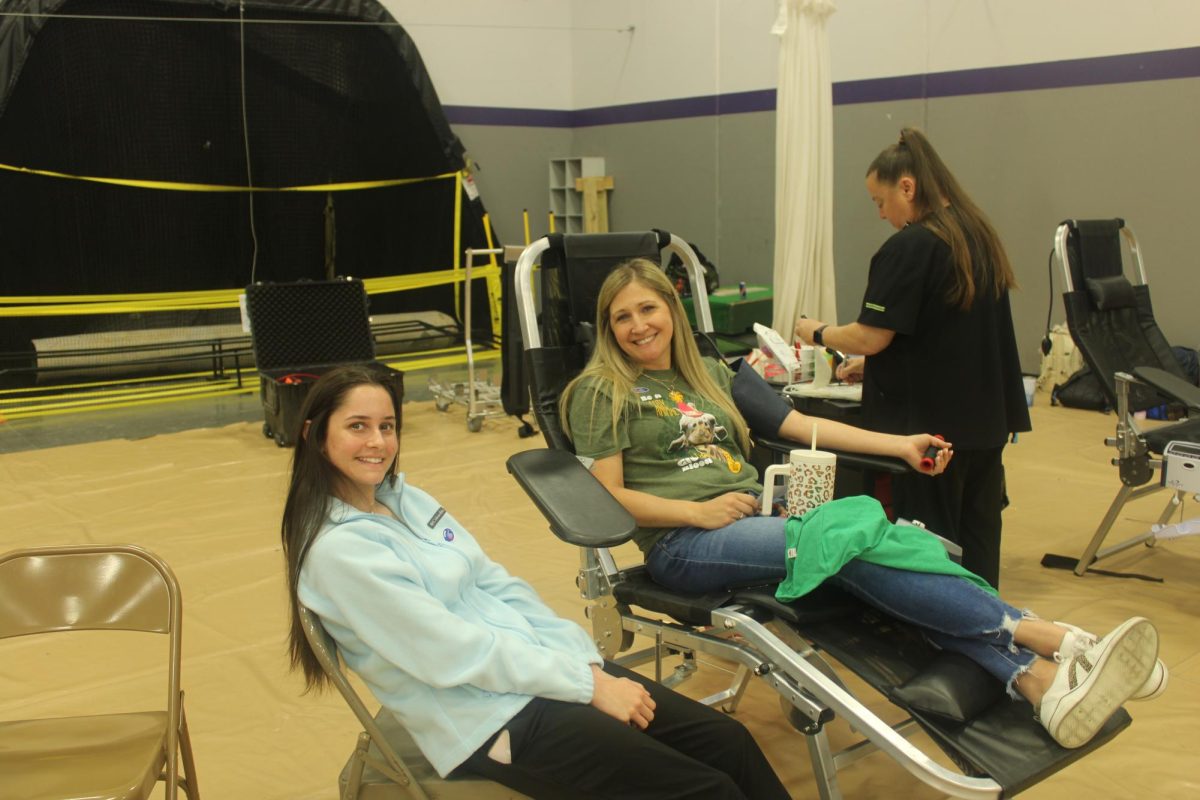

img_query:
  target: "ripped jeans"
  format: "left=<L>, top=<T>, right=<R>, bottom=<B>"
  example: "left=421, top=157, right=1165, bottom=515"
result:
left=646, top=519, right=1039, bottom=695
left=830, top=560, right=1038, bottom=696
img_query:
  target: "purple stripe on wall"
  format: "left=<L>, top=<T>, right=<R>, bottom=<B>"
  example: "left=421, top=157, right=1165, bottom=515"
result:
left=571, top=88, right=779, bottom=126
left=444, top=46, right=1200, bottom=128
left=837, top=46, right=1200, bottom=104
left=442, top=105, right=574, bottom=127
left=444, top=89, right=777, bottom=127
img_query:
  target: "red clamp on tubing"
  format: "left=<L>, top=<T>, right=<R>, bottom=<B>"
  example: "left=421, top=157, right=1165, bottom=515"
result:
left=919, top=435, right=945, bottom=470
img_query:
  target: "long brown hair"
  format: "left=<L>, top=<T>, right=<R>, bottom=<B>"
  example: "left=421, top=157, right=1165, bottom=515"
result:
left=867, top=127, right=1016, bottom=309
left=560, top=258, right=751, bottom=453
left=281, top=365, right=402, bottom=692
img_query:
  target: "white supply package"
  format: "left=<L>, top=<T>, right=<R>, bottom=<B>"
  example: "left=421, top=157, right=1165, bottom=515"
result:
left=753, top=323, right=806, bottom=383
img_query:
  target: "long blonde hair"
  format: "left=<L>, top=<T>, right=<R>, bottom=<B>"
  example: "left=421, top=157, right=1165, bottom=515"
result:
left=559, top=258, right=750, bottom=452
left=867, top=127, right=1017, bottom=310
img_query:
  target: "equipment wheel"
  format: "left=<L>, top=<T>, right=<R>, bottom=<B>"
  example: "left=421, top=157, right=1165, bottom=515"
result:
left=467, top=416, right=483, bottom=433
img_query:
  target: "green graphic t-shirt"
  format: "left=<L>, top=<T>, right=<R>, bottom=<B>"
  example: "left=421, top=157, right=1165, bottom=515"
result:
left=568, top=358, right=761, bottom=553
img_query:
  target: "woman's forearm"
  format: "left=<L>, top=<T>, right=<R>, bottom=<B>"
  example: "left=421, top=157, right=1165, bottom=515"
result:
left=795, top=320, right=894, bottom=355
left=608, top=484, right=700, bottom=529
left=824, top=323, right=893, bottom=356
left=778, top=409, right=906, bottom=459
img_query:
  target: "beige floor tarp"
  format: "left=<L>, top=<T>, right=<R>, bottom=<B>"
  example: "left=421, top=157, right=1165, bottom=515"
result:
left=1, top=398, right=1196, bottom=798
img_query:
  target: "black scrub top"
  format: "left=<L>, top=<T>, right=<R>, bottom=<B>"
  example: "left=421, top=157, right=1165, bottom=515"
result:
left=856, top=223, right=1031, bottom=450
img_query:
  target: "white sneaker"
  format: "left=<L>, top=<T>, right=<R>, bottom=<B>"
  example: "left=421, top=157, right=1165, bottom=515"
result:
left=1055, top=620, right=1167, bottom=701
left=1053, top=620, right=1098, bottom=659
left=1132, top=656, right=1169, bottom=701
left=1039, top=617, right=1159, bottom=749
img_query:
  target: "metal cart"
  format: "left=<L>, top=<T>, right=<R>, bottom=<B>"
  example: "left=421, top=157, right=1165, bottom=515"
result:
left=428, top=246, right=508, bottom=432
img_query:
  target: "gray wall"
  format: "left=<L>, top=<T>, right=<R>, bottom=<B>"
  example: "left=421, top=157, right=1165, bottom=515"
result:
left=452, top=74, right=1199, bottom=371
left=452, top=126, right=573, bottom=247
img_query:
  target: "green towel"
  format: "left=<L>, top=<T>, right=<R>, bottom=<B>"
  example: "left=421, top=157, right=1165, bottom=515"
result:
left=775, top=495, right=997, bottom=601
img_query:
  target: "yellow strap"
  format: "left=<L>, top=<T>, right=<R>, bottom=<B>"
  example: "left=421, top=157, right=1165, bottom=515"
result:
left=0, top=266, right=501, bottom=316
left=1, top=386, right=254, bottom=420
left=0, top=368, right=251, bottom=396
left=452, top=170, right=464, bottom=320
left=0, top=287, right=242, bottom=304
left=1, top=347, right=501, bottom=419
left=0, top=160, right=458, bottom=193
left=0, top=382, right=254, bottom=418
left=378, top=346, right=500, bottom=374
left=480, top=213, right=503, bottom=338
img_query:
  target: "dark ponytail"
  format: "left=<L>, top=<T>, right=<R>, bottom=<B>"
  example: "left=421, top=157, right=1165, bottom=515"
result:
left=868, top=127, right=1017, bottom=310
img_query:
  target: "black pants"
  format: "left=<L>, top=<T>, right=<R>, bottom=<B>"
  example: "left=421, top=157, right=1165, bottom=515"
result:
left=892, top=446, right=1006, bottom=589
left=455, top=662, right=790, bottom=800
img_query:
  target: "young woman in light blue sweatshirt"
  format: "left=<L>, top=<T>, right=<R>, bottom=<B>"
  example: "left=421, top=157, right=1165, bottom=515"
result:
left=281, top=364, right=791, bottom=799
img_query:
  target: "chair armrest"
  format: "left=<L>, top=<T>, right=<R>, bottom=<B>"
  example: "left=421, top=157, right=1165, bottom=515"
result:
left=1132, top=366, right=1200, bottom=411
left=754, top=435, right=909, bottom=475
left=506, top=449, right=637, bottom=548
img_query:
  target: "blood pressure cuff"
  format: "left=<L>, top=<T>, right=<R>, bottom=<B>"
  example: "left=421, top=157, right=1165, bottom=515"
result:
left=730, top=358, right=791, bottom=438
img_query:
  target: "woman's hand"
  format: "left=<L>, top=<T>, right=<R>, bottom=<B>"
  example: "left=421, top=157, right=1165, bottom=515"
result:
left=794, top=318, right=825, bottom=345
left=690, top=492, right=760, bottom=528
left=590, top=666, right=656, bottom=729
left=836, top=356, right=865, bottom=384
left=897, top=434, right=953, bottom=475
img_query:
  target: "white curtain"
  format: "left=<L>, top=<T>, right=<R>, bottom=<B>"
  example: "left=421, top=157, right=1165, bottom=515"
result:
left=770, top=0, right=837, bottom=341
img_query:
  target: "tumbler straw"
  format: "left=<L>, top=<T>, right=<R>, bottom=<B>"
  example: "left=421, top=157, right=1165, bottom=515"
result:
left=811, top=422, right=817, bottom=452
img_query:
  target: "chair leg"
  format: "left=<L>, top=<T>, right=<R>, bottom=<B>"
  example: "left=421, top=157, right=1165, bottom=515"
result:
left=1075, top=484, right=1134, bottom=574
left=690, top=662, right=752, bottom=713
left=661, top=649, right=698, bottom=688
left=1075, top=483, right=1165, bottom=574
left=177, top=700, right=200, bottom=799
left=343, top=733, right=370, bottom=800
left=805, top=729, right=845, bottom=800
left=1147, top=489, right=1186, bottom=547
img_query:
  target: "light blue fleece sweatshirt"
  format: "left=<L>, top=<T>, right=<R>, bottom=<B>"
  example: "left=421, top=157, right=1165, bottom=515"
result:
left=298, top=474, right=603, bottom=777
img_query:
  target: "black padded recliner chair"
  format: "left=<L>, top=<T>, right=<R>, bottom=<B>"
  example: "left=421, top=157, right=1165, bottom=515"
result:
left=1050, top=219, right=1200, bottom=575
left=505, top=230, right=1131, bottom=799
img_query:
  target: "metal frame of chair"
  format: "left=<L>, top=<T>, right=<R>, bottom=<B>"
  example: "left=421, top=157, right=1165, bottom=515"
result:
left=1052, top=219, right=1200, bottom=575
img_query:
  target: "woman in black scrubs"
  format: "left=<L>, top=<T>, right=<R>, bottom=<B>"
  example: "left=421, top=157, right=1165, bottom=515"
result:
left=795, top=128, right=1030, bottom=588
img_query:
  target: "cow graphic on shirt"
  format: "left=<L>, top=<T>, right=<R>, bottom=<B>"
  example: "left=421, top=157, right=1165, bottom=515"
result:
left=632, top=385, right=742, bottom=474
left=666, top=404, right=741, bottom=474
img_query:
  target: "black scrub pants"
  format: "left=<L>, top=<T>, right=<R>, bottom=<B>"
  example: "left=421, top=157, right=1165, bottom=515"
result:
left=455, top=661, right=790, bottom=800
left=892, top=445, right=1007, bottom=589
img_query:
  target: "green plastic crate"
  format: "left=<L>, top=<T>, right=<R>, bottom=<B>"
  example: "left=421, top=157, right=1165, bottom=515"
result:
left=681, top=285, right=773, bottom=335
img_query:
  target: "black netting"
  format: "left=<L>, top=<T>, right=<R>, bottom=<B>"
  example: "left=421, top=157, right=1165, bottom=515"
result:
left=0, top=0, right=494, bottom=385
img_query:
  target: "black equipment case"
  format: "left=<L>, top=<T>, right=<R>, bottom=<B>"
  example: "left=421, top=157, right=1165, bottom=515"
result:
left=245, top=278, right=404, bottom=447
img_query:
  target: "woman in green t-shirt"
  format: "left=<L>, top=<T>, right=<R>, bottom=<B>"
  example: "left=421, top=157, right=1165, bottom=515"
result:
left=560, top=259, right=1163, bottom=750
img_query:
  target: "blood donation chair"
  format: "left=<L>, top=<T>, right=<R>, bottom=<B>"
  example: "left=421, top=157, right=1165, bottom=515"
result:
left=505, top=230, right=1132, bottom=799
left=1047, top=219, right=1200, bottom=576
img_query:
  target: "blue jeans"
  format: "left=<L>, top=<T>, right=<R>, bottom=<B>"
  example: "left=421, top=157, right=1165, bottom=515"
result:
left=646, top=514, right=1038, bottom=692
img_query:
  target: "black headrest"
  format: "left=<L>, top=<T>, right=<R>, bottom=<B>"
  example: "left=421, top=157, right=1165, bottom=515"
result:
left=1062, top=219, right=1126, bottom=285
left=1084, top=275, right=1136, bottom=311
left=561, top=232, right=665, bottom=328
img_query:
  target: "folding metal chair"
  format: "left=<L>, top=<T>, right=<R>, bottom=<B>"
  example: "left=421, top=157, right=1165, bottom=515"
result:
left=0, top=544, right=199, bottom=800
left=299, top=606, right=528, bottom=800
